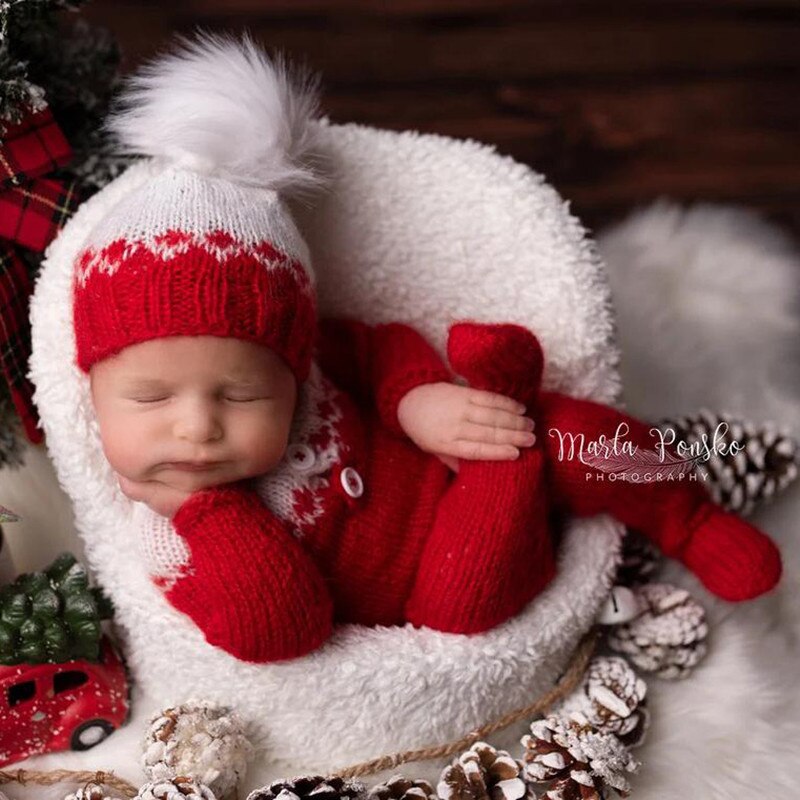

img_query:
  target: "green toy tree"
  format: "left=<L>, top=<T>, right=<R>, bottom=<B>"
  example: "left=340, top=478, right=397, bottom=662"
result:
left=0, top=552, right=114, bottom=664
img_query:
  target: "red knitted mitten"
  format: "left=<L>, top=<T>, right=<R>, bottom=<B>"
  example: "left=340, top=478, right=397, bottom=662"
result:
left=167, top=484, right=334, bottom=662
left=538, top=391, right=782, bottom=602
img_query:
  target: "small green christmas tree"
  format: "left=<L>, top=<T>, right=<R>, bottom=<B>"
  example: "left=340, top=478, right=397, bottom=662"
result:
left=0, top=552, right=114, bottom=664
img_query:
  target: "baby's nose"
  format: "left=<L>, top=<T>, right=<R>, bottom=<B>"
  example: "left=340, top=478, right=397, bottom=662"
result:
left=174, top=401, right=223, bottom=442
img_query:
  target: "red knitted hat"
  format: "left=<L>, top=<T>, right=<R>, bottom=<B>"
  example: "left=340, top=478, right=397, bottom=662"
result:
left=72, top=33, right=323, bottom=384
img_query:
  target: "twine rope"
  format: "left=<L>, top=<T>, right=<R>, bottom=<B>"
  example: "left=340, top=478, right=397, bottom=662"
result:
left=330, top=627, right=600, bottom=780
left=0, top=628, right=599, bottom=795
left=0, top=769, right=138, bottom=797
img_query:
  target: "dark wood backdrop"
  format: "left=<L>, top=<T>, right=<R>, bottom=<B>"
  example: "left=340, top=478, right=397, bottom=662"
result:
left=84, top=1, right=800, bottom=238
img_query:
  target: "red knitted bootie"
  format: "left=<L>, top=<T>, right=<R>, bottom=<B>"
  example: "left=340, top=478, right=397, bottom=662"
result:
left=404, top=320, right=554, bottom=634
left=446, top=321, right=545, bottom=410
left=167, top=484, right=334, bottom=662
left=671, top=503, right=782, bottom=601
left=404, top=445, right=555, bottom=634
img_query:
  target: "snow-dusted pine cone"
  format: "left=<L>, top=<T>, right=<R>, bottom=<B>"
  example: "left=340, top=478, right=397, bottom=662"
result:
left=63, top=786, right=113, bottom=800
left=616, top=531, right=662, bottom=588
left=368, top=776, right=437, bottom=800
left=136, top=778, right=217, bottom=800
left=521, top=713, right=639, bottom=799
left=659, top=409, right=799, bottom=516
left=247, top=776, right=366, bottom=800
left=438, top=741, right=533, bottom=800
left=142, top=700, right=252, bottom=798
left=607, top=583, right=708, bottom=680
left=555, top=656, right=650, bottom=749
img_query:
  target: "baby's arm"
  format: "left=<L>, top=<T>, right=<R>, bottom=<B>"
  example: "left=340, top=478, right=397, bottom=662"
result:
left=316, top=316, right=453, bottom=436
left=128, top=482, right=333, bottom=662
left=316, top=317, right=536, bottom=464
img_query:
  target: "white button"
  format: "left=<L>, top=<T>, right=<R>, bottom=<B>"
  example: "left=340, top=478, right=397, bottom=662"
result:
left=340, top=466, right=364, bottom=498
left=286, top=443, right=316, bottom=472
left=597, top=586, right=641, bottom=625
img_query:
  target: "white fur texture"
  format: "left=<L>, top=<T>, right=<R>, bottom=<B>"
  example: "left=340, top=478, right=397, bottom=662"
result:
left=597, top=203, right=800, bottom=796
left=600, top=200, right=800, bottom=422
left=17, top=121, right=624, bottom=798
left=106, top=32, right=322, bottom=193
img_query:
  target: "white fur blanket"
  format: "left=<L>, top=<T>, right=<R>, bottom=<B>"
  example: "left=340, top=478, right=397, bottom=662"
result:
left=598, top=202, right=800, bottom=796
left=3, top=193, right=798, bottom=795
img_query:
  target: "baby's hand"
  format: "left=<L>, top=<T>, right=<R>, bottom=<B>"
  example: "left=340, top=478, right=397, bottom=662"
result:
left=116, top=473, right=194, bottom=519
left=397, top=382, right=536, bottom=468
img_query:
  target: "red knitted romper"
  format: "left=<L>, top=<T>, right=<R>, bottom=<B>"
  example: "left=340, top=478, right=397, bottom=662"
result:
left=163, top=319, right=783, bottom=663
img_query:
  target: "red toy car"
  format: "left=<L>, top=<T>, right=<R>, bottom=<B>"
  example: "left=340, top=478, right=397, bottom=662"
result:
left=0, top=635, right=129, bottom=766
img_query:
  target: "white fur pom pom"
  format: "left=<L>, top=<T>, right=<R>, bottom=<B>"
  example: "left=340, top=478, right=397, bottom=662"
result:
left=106, top=31, right=323, bottom=193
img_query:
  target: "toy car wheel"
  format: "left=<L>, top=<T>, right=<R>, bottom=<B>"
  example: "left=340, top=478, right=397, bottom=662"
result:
left=70, top=719, right=114, bottom=751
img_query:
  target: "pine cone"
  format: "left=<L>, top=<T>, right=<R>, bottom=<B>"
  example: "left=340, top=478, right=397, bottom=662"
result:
left=659, top=409, right=799, bottom=516
left=556, top=656, right=649, bottom=749
left=136, top=777, right=217, bottom=800
left=616, top=531, right=662, bottom=587
left=438, top=741, right=532, bottom=800
left=521, top=713, right=638, bottom=799
left=368, top=776, right=436, bottom=800
left=247, top=776, right=366, bottom=800
left=63, top=785, right=113, bottom=800
left=142, top=700, right=252, bottom=798
left=607, top=583, right=708, bottom=679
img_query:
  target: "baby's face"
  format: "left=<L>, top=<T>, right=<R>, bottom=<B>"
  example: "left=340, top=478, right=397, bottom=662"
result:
left=90, top=336, right=297, bottom=493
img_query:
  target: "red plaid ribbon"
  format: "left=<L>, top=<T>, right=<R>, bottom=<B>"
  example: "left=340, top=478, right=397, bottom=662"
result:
left=0, top=107, right=80, bottom=444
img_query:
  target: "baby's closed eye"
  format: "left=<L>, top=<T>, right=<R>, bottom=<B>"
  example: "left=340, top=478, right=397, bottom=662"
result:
left=223, top=395, right=272, bottom=403
left=131, top=395, right=170, bottom=404
left=127, top=393, right=273, bottom=404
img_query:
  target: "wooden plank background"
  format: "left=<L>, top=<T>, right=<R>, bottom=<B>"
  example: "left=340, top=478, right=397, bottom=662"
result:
left=83, top=0, right=800, bottom=238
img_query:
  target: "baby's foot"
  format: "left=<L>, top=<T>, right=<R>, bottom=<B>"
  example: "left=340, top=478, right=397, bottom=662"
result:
left=677, top=503, right=782, bottom=601
left=447, top=321, right=545, bottom=410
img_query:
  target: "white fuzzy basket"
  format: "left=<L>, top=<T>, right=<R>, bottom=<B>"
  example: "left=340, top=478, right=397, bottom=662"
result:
left=25, top=121, right=624, bottom=792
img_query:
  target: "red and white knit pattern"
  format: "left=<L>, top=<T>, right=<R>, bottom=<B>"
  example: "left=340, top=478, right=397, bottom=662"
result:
left=73, top=231, right=317, bottom=381
left=253, top=362, right=345, bottom=536
left=75, top=228, right=311, bottom=289
left=140, top=511, right=191, bottom=591
left=72, top=167, right=318, bottom=381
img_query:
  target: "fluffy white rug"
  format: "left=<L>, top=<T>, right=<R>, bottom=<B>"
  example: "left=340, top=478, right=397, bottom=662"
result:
left=597, top=200, right=800, bottom=796
left=2, top=200, right=799, bottom=797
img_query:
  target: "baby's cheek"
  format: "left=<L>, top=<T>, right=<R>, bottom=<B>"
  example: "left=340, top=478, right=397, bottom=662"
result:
left=98, top=416, right=156, bottom=480
left=235, top=416, right=290, bottom=475
left=237, top=439, right=282, bottom=478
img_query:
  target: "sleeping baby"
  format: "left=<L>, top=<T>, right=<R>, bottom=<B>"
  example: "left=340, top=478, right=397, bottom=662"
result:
left=76, top=33, right=782, bottom=663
